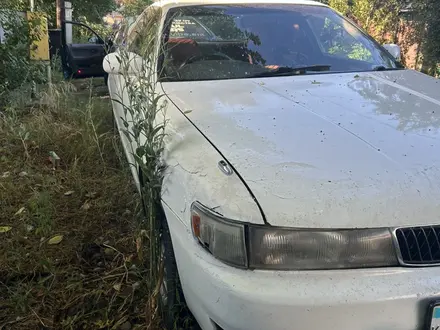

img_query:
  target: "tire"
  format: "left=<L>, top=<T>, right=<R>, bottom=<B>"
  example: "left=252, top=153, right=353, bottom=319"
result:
left=139, top=169, right=188, bottom=330
left=157, top=202, right=200, bottom=329
left=138, top=171, right=193, bottom=329
left=159, top=215, right=186, bottom=329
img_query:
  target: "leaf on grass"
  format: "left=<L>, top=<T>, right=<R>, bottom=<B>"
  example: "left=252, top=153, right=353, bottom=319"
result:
left=64, top=191, right=74, bottom=196
left=135, top=237, right=143, bottom=262
left=104, top=248, right=115, bottom=255
left=136, top=237, right=142, bottom=254
left=183, top=110, right=193, bottom=114
left=113, top=283, right=122, bottom=291
left=48, top=235, right=63, bottom=245
left=15, top=207, right=25, bottom=216
left=0, top=226, right=12, bottom=233
left=85, top=192, right=97, bottom=199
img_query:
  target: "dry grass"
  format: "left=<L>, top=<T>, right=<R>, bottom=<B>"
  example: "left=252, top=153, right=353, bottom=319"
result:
left=0, top=79, right=163, bottom=329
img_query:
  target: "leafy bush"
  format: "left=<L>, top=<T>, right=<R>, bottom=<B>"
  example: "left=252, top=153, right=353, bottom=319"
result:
left=328, top=0, right=440, bottom=77
left=0, top=10, right=47, bottom=108
left=71, top=16, right=113, bottom=43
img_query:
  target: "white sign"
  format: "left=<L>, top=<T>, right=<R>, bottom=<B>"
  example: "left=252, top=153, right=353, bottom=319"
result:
left=65, top=1, right=73, bottom=44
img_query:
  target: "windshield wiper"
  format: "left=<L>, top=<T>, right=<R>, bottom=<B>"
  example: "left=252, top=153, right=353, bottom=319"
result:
left=249, top=64, right=331, bottom=78
left=372, top=65, right=403, bottom=71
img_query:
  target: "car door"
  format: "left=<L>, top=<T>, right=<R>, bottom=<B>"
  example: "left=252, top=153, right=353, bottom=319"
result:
left=61, top=21, right=109, bottom=79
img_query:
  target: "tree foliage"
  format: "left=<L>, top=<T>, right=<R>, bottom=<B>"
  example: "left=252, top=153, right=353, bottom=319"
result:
left=70, top=0, right=116, bottom=23
left=0, top=0, right=116, bottom=26
left=329, top=0, right=404, bottom=42
left=411, top=0, right=440, bottom=75
left=328, top=0, right=440, bottom=76
left=120, top=0, right=151, bottom=17
left=0, top=10, right=47, bottom=108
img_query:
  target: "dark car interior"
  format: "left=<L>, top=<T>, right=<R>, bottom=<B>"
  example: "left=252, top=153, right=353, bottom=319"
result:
left=62, top=21, right=108, bottom=79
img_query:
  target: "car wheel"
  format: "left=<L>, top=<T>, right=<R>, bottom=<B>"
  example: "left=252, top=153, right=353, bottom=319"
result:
left=138, top=170, right=199, bottom=329
left=159, top=215, right=186, bottom=329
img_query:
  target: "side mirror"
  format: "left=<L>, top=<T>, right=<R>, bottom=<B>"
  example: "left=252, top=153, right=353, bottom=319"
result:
left=383, top=44, right=401, bottom=61
left=106, top=37, right=114, bottom=48
left=103, top=52, right=144, bottom=75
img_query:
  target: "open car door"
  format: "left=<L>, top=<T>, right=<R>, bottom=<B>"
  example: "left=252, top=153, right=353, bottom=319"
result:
left=61, top=21, right=111, bottom=79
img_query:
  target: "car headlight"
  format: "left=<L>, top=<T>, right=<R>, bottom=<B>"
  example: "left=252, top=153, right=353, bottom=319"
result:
left=191, top=202, right=398, bottom=270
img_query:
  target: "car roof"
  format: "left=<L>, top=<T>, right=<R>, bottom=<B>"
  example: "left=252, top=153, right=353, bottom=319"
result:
left=152, top=0, right=328, bottom=9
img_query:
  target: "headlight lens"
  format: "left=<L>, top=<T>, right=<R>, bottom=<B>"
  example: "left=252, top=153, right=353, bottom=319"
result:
left=248, top=227, right=398, bottom=270
left=191, top=202, right=399, bottom=270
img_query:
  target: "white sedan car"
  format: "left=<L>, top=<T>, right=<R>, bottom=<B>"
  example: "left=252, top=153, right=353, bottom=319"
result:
left=67, top=0, right=440, bottom=329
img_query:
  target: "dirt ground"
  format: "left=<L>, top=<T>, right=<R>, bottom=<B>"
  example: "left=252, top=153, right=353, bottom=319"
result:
left=0, top=79, right=162, bottom=329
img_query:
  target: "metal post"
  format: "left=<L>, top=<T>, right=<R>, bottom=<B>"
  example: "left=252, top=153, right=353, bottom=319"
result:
left=65, top=2, right=72, bottom=44
left=60, top=0, right=68, bottom=78
left=47, top=61, right=52, bottom=96
left=30, top=0, right=36, bottom=99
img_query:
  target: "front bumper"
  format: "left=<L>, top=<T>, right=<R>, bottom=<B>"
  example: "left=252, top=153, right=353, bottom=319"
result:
left=164, top=204, right=440, bottom=330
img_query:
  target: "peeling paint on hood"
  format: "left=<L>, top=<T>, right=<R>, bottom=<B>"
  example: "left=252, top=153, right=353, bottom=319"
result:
left=161, top=70, right=440, bottom=229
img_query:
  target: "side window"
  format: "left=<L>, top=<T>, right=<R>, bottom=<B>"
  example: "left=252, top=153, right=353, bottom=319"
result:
left=311, top=16, right=373, bottom=62
left=114, top=22, right=127, bottom=46
left=114, top=17, right=135, bottom=47
left=70, top=24, right=104, bottom=44
left=127, top=8, right=161, bottom=57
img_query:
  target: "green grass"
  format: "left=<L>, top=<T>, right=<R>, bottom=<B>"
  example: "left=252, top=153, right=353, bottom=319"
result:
left=0, top=79, right=163, bottom=329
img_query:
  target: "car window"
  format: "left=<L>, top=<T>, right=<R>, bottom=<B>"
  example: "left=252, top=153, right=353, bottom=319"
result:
left=128, top=8, right=161, bottom=57
left=160, top=4, right=401, bottom=82
left=114, top=17, right=135, bottom=47
left=70, top=24, right=103, bottom=44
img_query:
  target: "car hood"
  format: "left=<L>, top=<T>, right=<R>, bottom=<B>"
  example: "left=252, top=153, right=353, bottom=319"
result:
left=161, top=70, right=440, bottom=229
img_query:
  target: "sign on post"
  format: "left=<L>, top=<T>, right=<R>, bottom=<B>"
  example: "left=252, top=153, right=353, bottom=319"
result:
left=26, top=11, right=50, bottom=61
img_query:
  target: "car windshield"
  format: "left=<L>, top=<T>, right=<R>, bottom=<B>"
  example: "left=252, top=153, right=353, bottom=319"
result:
left=160, top=4, right=402, bottom=82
